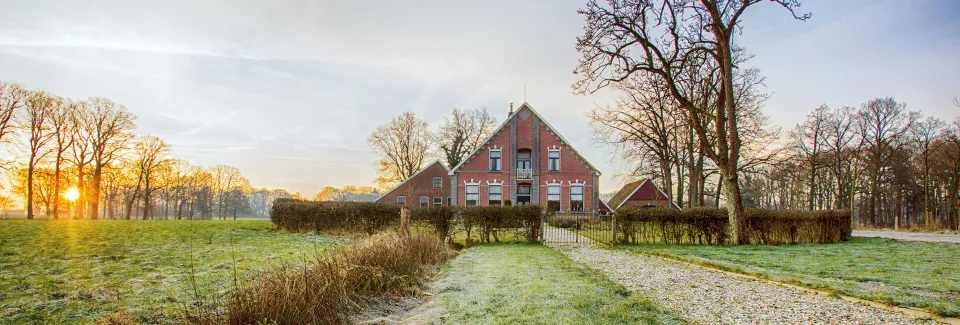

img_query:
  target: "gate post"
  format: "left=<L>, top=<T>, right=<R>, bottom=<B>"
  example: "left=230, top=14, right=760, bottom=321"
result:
left=610, top=213, right=617, bottom=246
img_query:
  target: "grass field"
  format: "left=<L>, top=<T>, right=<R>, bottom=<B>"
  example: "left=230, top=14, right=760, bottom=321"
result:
left=0, top=220, right=344, bottom=324
left=418, top=243, right=684, bottom=324
left=621, top=237, right=960, bottom=316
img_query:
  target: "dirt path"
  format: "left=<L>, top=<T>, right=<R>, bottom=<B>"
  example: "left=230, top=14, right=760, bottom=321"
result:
left=853, top=230, right=960, bottom=244
left=543, top=226, right=943, bottom=325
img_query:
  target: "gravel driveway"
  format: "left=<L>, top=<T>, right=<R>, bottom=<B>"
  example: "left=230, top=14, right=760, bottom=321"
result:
left=543, top=226, right=943, bottom=325
left=853, top=230, right=960, bottom=244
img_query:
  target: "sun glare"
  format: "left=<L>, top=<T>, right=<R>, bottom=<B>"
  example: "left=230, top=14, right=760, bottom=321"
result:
left=65, top=187, right=80, bottom=202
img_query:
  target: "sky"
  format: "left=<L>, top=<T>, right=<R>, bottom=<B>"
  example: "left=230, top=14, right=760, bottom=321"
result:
left=0, top=0, right=958, bottom=196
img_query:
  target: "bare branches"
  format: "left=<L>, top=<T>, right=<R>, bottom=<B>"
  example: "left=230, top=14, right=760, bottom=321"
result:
left=434, top=108, right=498, bottom=169
left=368, top=112, right=431, bottom=189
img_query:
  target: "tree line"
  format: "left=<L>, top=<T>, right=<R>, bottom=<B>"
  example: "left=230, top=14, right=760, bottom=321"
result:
left=0, top=81, right=294, bottom=220
left=579, top=1, right=960, bottom=232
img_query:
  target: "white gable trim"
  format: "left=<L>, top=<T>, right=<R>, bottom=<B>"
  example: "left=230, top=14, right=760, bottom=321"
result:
left=448, top=102, right=601, bottom=176
left=374, top=160, right=448, bottom=202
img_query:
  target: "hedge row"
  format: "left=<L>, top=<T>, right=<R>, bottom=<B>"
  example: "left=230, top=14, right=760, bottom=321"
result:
left=271, top=199, right=401, bottom=234
left=271, top=199, right=542, bottom=244
left=614, top=208, right=851, bottom=245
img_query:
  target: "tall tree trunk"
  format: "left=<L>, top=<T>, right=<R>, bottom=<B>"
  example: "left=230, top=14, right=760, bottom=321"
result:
left=722, top=168, right=748, bottom=244
left=26, top=155, right=35, bottom=220
left=76, top=166, right=85, bottom=220
left=89, top=165, right=102, bottom=220
left=142, top=174, right=151, bottom=220
left=53, top=154, right=61, bottom=219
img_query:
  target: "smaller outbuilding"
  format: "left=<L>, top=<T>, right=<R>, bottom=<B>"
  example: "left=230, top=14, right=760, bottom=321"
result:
left=598, top=200, right=613, bottom=216
left=374, top=160, right=451, bottom=207
left=607, top=178, right=680, bottom=211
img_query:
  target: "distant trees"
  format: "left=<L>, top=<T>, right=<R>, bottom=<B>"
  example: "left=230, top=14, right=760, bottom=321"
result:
left=368, top=111, right=431, bottom=189
left=313, top=185, right=380, bottom=202
left=574, top=0, right=809, bottom=244
left=0, top=81, right=290, bottom=220
left=434, top=108, right=498, bottom=169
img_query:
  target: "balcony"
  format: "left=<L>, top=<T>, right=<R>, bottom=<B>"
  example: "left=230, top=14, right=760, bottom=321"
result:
left=516, top=168, right=533, bottom=180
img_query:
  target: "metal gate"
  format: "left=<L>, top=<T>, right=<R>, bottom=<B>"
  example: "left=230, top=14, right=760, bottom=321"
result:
left=541, top=214, right=613, bottom=246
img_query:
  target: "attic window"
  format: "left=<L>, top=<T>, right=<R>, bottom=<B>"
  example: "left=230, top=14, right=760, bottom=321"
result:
left=489, top=149, right=502, bottom=172
left=548, top=150, right=560, bottom=172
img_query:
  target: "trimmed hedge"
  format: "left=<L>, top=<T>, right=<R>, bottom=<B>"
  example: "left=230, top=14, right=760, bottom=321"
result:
left=458, top=205, right=542, bottom=245
left=271, top=199, right=543, bottom=244
left=271, top=199, right=400, bottom=234
left=614, top=208, right=851, bottom=245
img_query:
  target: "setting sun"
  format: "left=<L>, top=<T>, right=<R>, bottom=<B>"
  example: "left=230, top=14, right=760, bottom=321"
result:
left=64, top=187, right=79, bottom=202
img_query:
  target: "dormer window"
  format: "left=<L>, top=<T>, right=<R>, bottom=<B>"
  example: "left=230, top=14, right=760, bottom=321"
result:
left=489, top=149, right=501, bottom=172
left=548, top=150, right=560, bottom=171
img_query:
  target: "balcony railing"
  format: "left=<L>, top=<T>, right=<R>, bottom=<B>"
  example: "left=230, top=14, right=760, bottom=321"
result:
left=516, top=168, right=533, bottom=180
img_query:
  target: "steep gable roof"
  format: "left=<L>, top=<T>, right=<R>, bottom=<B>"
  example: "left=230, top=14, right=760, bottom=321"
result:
left=448, top=102, right=600, bottom=176
left=374, top=160, right=448, bottom=202
left=608, top=178, right=680, bottom=210
left=599, top=199, right=612, bottom=213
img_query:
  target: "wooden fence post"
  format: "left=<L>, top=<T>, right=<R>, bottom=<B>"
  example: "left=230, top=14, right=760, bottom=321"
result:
left=611, top=213, right=617, bottom=246
left=400, top=207, right=411, bottom=237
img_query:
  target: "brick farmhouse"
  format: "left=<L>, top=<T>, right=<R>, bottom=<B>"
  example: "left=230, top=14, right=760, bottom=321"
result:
left=377, top=102, right=604, bottom=215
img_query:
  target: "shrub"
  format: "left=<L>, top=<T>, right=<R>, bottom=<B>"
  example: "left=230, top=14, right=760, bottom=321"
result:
left=410, top=206, right=457, bottom=239
left=270, top=199, right=400, bottom=234
left=458, top=205, right=542, bottom=245
left=224, top=232, right=455, bottom=325
left=614, top=208, right=850, bottom=245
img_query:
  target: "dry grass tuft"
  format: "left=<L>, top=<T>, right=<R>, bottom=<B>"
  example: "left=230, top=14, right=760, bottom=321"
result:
left=215, top=231, right=455, bottom=325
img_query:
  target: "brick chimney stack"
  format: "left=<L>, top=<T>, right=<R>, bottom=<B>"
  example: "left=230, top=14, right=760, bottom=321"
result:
left=509, top=102, right=514, bottom=117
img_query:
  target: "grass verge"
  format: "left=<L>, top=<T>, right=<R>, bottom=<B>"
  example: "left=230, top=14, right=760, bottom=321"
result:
left=420, top=243, right=684, bottom=324
left=619, top=237, right=960, bottom=317
left=0, top=220, right=343, bottom=324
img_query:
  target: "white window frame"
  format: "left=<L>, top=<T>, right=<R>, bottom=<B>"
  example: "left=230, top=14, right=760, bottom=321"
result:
left=465, top=184, right=480, bottom=206
left=433, top=196, right=442, bottom=206
left=548, top=149, right=561, bottom=172
left=396, top=196, right=406, bottom=206
left=489, top=148, right=502, bottom=171
left=546, top=183, right=561, bottom=212
left=488, top=184, right=502, bottom=206
left=570, top=184, right=584, bottom=213
left=420, top=196, right=429, bottom=207
left=433, top=176, right=442, bottom=189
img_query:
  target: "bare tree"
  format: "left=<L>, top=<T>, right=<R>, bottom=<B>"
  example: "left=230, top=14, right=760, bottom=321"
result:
left=573, top=0, right=809, bottom=244
left=911, top=116, right=945, bottom=228
left=434, top=108, right=498, bottom=169
left=822, top=106, right=861, bottom=213
left=368, top=111, right=431, bottom=189
left=87, top=97, right=136, bottom=220
left=213, top=165, right=243, bottom=219
left=857, top=97, right=917, bottom=227
left=134, top=136, right=170, bottom=219
left=18, top=91, right=56, bottom=219
left=0, top=82, right=26, bottom=165
left=791, top=105, right=829, bottom=210
left=69, top=101, right=95, bottom=219
left=46, top=98, right=75, bottom=219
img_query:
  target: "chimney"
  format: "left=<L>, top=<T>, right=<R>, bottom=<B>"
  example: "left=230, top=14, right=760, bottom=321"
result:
left=509, top=102, right=514, bottom=117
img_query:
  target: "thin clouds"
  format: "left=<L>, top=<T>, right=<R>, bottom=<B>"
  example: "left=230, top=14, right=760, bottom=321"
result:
left=0, top=0, right=957, bottom=195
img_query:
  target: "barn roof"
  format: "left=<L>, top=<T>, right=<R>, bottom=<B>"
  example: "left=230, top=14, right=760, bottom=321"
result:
left=607, top=178, right=680, bottom=210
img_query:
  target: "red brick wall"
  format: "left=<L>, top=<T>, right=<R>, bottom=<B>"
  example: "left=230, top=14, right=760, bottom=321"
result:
left=453, top=106, right=599, bottom=213
left=375, top=162, right=450, bottom=206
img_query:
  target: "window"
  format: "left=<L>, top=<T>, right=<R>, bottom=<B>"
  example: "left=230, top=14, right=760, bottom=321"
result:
left=516, top=150, right=531, bottom=169
left=517, top=185, right=531, bottom=205
left=447, top=196, right=452, bottom=206
left=420, top=196, right=429, bottom=207
left=489, top=150, right=501, bottom=171
left=548, top=150, right=560, bottom=171
left=465, top=185, right=480, bottom=206
left=570, top=185, right=584, bottom=213
left=433, top=176, right=442, bottom=189
left=396, top=196, right=406, bottom=206
left=547, top=184, right=561, bottom=212
left=488, top=185, right=502, bottom=206
left=433, top=196, right=442, bottom=206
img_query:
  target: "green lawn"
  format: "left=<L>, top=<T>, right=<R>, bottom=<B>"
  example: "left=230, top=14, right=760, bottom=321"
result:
left=0, top=220, right=343, bottom=324
left=423, top=243, right=683, bottom=325
left=621, top=237, right=960, bottom=316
